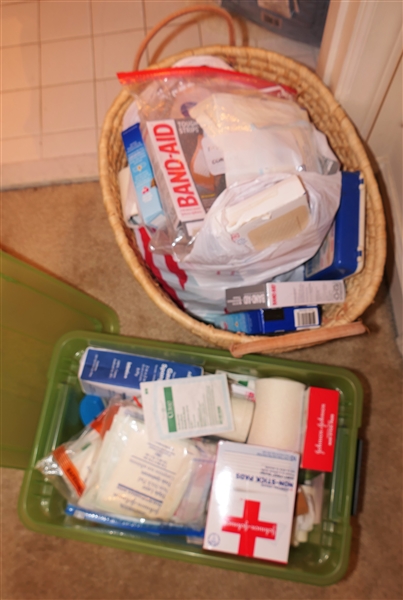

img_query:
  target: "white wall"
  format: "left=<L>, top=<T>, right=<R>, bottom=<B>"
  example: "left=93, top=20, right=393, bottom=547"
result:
left=317, top=0, right=403, bottom=353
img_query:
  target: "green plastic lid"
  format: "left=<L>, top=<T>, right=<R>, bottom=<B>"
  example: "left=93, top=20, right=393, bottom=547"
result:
left=1, top=250, right=120, bottom=469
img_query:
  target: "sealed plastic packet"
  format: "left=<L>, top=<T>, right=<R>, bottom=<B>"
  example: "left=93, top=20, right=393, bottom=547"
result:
left=78, top=405, right=216, bottom=529
left=170, top=439, right=217, bottom=530
left=67, top=437, right=216, bottom=537
left=118, top=55, right=234, bottom=233
left=35, top=400, right=123, bottom=502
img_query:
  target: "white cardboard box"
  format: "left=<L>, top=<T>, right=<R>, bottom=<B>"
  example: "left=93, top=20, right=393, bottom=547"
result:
left=225, top=175, right=309, bottom=251
left=203, top=441, right=299, bottom=564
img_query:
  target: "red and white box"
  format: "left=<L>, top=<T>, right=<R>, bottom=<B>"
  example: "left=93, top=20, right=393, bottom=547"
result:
left=203, top=441, right=299, bottom=564
left=301, top=387, right=340, bottom=472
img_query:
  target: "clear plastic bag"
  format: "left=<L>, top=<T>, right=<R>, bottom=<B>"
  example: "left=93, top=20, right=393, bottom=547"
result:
left=78, top=405, right=216, bottom=528
left=35, top=401, right=122, bottom=502
left=118, top=66, right=299, bottom=256
left=66, top=427, right=217, bottom=536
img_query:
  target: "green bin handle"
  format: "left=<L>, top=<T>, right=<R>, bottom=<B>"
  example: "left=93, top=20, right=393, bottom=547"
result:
left=351, top=439, right=363, bottom=516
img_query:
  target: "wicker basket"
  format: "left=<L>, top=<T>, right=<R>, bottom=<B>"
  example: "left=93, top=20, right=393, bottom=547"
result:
left=99, top=7, right=386, bottom=355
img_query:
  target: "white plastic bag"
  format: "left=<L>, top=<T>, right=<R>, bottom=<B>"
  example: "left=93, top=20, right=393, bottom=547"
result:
left=184, top=171, right=341, bottom=274
left=133, top=171, right=340, bottom=319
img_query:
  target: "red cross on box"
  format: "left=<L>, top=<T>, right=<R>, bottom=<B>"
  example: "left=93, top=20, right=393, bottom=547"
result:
left=222, top=500, right=277, bottom=557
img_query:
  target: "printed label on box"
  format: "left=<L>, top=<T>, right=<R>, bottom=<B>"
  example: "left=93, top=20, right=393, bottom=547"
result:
left=301, top=387, right=339, bottom=472
left=141, top=373, right=234, bottom=441
left=121, top=124, right=164, bottom=227
left=226, top=281, right=345, bottom=312
left=78, top=347, right=203, bottom=399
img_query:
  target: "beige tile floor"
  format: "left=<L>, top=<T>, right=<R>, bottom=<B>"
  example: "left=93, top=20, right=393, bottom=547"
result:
left=1, top=0, right=320, bottom=189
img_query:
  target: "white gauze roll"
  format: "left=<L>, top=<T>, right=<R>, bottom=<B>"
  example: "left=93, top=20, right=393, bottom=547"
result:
left=247, top=378, right=306, bottom=452
left=220, top=397, right=255, bottom=443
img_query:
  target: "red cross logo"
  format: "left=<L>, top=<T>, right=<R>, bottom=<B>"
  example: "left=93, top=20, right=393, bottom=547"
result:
left=222, top=500, right=277, bottom=557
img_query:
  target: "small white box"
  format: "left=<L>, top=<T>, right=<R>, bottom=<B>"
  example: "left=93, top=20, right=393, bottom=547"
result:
left=225, top=176, right=310, bottom=251
left=266, top=280, right=345, bottom=308
left=226, top=280, right=345, bottom=312
left=203, top=441, right=299, bottom=564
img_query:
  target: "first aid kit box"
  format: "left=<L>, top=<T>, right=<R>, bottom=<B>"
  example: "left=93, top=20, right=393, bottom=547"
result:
left=2, top=251, right=363, bottom=586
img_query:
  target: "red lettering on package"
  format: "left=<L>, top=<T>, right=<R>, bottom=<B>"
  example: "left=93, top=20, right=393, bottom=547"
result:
left=270, top=284, right=278, bottom=306
left=301, top=387, right=340, bottom=472
left=147, top=120, right=205, bottom=223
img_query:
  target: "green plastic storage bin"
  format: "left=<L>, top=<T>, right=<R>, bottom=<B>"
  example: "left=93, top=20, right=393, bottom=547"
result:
left=18, top=330, right=363, bottom=587
left=1, top=249, right=362, bottom=586
left=1, top=250, right=119, bottom=469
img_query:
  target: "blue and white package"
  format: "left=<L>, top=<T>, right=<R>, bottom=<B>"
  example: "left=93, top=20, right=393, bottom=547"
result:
left=121, top=123, right=165, bottom=228
left=215, top=306, right=321, bottom=335
left=78, top=347, right=203, bottom=399
left=305, top=171, right=365, bottom=280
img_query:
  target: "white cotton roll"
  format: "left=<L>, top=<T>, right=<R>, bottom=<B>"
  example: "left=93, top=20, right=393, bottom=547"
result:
left=247, top=377, right=306, bottom=452
left=219, top=397, right=255, bottom=443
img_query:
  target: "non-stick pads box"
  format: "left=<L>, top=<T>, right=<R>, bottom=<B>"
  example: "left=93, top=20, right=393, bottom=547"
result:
left=79, top=347, right=203, bottom=400
left=204, top=442, right=299, bottom=563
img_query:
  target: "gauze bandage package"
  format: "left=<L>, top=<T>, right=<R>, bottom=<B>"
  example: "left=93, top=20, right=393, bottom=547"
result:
left=140, top=373, right=234, bottom=441
left=37, top=398, right=217, bottom=536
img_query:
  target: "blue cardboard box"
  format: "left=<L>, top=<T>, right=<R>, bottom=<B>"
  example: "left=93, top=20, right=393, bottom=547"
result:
left=215, top=306, right=321, bottom=334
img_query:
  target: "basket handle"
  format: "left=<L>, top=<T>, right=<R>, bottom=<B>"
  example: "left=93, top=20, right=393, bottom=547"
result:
left=229, top=321, right=368, bottom=357
left=133, top=4, right=236, bottom=71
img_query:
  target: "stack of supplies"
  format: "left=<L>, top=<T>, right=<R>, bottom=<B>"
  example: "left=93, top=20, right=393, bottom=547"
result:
left=36, top=345, right=340, bottom=565
left=116, top=55, right=365, bottom=337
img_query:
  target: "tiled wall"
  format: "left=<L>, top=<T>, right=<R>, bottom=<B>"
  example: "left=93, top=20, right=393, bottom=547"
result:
left=1, top=0, right=320, bottom=189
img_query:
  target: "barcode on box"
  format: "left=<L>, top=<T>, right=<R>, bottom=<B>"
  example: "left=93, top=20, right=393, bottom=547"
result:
left=294, top=308, right=320, bottom=329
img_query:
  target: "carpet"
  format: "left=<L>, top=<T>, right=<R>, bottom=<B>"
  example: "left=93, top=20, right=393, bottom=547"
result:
left=1, top=181, right=402, bottom=599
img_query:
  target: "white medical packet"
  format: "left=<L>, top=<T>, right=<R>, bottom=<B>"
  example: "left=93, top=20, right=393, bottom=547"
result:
left=79, top=406, right=198, bottom=521
left=140, top=373, right=234, bottom=441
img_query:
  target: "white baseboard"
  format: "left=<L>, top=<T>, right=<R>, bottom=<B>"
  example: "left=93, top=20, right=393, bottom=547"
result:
left=387, top=257, right=403, bottom=357
left=1, top=154, right=99, bottom=191
left=378, top=158, right=403, bottom=356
